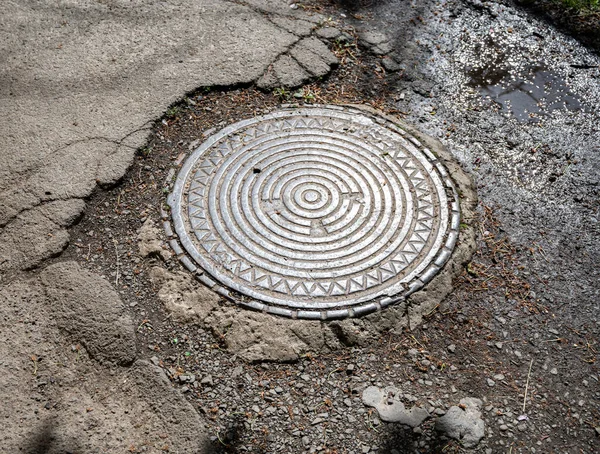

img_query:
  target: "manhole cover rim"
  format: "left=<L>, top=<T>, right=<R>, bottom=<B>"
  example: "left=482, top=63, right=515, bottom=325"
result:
left=166, top=104, right=460, bottom=320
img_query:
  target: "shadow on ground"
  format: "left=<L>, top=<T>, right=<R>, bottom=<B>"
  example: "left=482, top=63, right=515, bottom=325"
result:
left=21, top=420, right=82, bottom=454
left=376, top=422, right=459, bottom=454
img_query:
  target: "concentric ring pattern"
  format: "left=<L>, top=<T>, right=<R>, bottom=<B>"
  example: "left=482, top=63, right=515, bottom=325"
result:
left=168, top=106, right=460, bottom=319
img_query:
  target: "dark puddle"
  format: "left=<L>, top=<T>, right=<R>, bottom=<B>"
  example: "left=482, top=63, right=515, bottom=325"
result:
left=468, top=53, right=583, bottom=122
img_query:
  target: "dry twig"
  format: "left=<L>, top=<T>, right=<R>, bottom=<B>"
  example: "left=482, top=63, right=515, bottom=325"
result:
left=522, top=358, right=534, bottom=413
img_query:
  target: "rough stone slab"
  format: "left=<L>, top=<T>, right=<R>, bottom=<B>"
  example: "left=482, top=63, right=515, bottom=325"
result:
left=257, top=66, right=280, bottom=89
left=382, top=56, right=402, bottom=72
left=316, top=26, right=342, bottom=40
left=372, top=41, right=394, bottom=55
left=205, top=308, right=338, bottom=362
left=296, top=36, right=339, bottom=66
left=96, top=142, right=139, bottom=187
left=241, top=0, right=325, bottom=23
left=40, top=261, right=137, bottom=366
left=290, top=43, right=332, bottom=77
left=128, top=360, right=210, bottom=451
left=273, top=54, right=312, bottom=88
left=0, top=199, right=85, bottom=272
left=359, top=30, right=389, bottom=45
left=149, top=265, right=343, bottom=361
left=0, top=139, right=115, bottom=229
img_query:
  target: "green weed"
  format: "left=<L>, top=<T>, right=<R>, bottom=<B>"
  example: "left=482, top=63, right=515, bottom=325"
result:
left=166, top=106, right=181, bottom=118
left=557, top=0, right=599, bottom=10
left=274, top=87, right=291, bottom=101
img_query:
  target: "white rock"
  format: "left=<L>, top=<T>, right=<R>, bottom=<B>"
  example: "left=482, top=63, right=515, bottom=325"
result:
left=362, top=386, right=429, bottom=427
left=436, top=397, right=485, bottom=448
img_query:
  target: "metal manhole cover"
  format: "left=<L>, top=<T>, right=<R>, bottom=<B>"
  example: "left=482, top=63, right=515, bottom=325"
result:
left=167, top=105, right=459, bottom=319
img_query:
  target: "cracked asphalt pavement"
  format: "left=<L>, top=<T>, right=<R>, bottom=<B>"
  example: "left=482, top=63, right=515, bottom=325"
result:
left=1, top=0, right=598, bottom=453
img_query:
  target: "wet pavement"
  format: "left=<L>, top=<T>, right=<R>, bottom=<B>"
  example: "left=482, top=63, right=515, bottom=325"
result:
left=361, top=0, right=600, bottom=325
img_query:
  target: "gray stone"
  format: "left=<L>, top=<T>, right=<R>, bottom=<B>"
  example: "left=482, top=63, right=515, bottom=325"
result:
left=362, top=386, right=429, bottom=427
left=0, top=199, right=85, bottom=272
left=436, top=397, right=485, bottom=448
left=232, top=365, right=244, bottom=377
left=316, top=27, right=341, bottom=40
left=290, top=42, right=333, bottom=77
left=295, top=36, right=339, bottom=66
left=129, top=361, right=210, bottom=451
left=372, top=42, right=393, bottom=55
left=257, top=67, right=279, bottom=89
left=40, top=261, right=137, bottom=366
left=359, top=30, right=389, bottom=46
left=336, top=32, right=354, bottom=44
left=0, top=275, right=210, bottom=453
left=329, top=319, right=378, bottom=346
left=382, top=56, right=402, bottom=72
left=272, top=54, right=312, bottom=88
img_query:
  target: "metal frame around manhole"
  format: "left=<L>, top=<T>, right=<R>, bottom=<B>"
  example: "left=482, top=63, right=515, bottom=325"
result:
left=163, top=105, right=460, bottom=320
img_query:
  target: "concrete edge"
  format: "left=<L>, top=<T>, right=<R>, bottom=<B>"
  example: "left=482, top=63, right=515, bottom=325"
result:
left=164, top=103, right=477, bottom=326
left=343, top=103, right=478, bottom=329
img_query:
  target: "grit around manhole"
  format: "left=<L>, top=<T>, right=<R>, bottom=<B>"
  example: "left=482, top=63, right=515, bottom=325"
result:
left=165, top=105, right=461, bottom=320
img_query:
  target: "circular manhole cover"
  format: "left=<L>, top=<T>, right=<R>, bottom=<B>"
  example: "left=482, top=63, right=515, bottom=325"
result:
left=167, top=105, right=459, bottom=319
